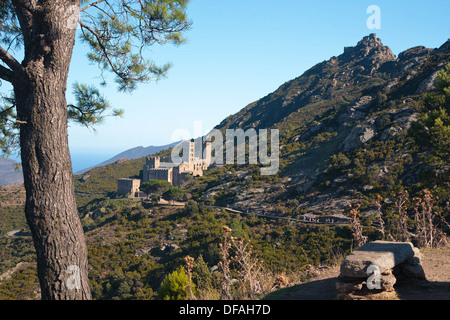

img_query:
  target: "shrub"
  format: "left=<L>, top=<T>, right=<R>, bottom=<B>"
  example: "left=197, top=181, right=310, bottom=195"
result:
left=163, top=187, right=185, bottom=204
left=158, top=267, right=195, bottom=300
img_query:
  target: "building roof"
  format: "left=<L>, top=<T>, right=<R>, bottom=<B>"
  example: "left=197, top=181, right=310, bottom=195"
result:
left=148, top=167, right=172, bottom=171
left=159, top=162, right=179, bottom=169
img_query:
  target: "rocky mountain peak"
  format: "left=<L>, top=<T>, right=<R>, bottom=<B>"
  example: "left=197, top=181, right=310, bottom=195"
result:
left=340, top=33, right=396, bottom=66
left=398, top=46, right=432, bottom=61
left=438, top=39, right=450, bottom=52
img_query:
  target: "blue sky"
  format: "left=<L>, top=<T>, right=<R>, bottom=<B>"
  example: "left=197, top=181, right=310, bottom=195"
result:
left=45, top=1, right=450, bottom=169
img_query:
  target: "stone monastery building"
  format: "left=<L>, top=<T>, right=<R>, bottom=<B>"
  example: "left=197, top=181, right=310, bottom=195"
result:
left=117, top=139, right=211, bottom=197
left=143, top=139, right=212, bottom=186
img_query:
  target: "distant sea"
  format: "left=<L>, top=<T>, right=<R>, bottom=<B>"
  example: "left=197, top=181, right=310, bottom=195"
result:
left=3, top=151, right=114, bottom=174
left=70, top=152, right=115, bottom=173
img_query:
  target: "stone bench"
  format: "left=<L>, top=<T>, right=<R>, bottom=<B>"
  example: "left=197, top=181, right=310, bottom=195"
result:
left=336, top=241, right=425, bottom=300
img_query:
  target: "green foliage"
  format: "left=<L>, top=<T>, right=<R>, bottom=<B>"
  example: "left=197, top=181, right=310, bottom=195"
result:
left=0, top=0, right=192, bottom=154
left=157, top=267, right=194, bottom=300
left=184, top=200, right=200, bottom=214
left=88, top=240, right=158, bottom=300
left=228, top=218, right=246, bottom=239
left=0, top=206, right=27, bottom=237
left=428, top=115, right=450, bottom=170
left=0, top=183, right=354, bottom=300
left=79, top=0, right=192, bottom=92
left=163, top=187, right=184, bottom=202
left=0, top=264, right=39, bottom=300
left=74, top=157, right=146, bottom=196
left=191, top=254, right=218, bottom=294
left=0, top=95, right=19, bottom=155
left=0, top=237, right=35, bottom=275
left=413, top=63, right=450, bottom=184
left=140, top=179, right=172, bottom=196
left=68, top=83, right=123, bottom=129
left=328, top=153, right=351, bottom=171
left=375, top=113, right=392, bottom=131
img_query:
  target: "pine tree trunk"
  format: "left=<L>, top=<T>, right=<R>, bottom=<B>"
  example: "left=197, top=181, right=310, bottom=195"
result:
left=13, top=1, right=91, bottom=300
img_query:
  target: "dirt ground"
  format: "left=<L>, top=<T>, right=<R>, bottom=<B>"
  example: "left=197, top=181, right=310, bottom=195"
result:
left=396, top=246, right=450, bottom=300
left=268, top=246, right=450, bottom=300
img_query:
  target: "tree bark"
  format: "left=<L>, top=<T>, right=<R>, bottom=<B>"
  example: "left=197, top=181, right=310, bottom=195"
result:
left=13, top=0, right=91, bottom=300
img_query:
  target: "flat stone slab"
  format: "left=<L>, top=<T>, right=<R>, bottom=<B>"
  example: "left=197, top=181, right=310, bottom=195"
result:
left=340, top=241, right=416, bottom=278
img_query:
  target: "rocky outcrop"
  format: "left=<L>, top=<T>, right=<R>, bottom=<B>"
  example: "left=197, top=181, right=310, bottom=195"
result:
left=342, top=124, right=375, bottom=152
left=336, top=241, right=425, bottom=300
left=379, top=106, right=418, bottom=140
left=341, top=103, right=419, bottom=151
left=337, top=96, right=374, bottom=125
left=341, top=34, right=396, bottom=71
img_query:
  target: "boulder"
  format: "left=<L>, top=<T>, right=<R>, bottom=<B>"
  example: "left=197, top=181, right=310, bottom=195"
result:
left=417, top=70, right=439, bottom=93
left=337, top=241, right=425, bottom=299
left=340, top=241, right=415, bottom=278
left=342, top=125, right=375, bottom=152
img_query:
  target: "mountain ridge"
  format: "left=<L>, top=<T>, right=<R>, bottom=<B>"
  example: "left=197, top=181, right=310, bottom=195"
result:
left=0, top=142, right=179, bottom=186
left=215, top=34, right=448, bottom=137
left=73, top=35, right=450, bottom=217
left=194, top=34, right=450, bottom=217
left=75, top=141, right=180, bottom=174
left=0, top=158, right=23, bottom=186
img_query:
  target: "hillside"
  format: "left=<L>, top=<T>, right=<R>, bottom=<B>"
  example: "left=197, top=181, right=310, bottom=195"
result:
left=202, top=34, right=450, bottom=219
left=72, top=35, right=450, bottom=221
left=0, top=34, right=449, bottom=301
left=71, top=34, right=450, bottom=299
left=0, top=158, right=23, bottom=186
left=75, top=142, right=179, bottom=174
left=217, top=34, right=395, bottom=134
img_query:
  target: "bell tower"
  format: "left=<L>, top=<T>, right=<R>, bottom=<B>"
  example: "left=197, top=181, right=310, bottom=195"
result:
left=204, top=140, right=212, bottom=165
left=189, top=139, right=195, bottom=163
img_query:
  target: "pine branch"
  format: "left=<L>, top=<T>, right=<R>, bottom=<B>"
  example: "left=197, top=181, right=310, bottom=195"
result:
left=0, top=45, right=22, bottom=74
left=0, top=105, right=14, bottom=117
left=0, top=65, right=14, bottom=83
left=79, top=21, right=124, bottom=80
left=80, top=0, right=107, bottom=12
left=10, top=0, right=35, bottom=45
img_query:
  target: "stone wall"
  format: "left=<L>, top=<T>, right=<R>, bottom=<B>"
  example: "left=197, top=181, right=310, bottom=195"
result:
left=117, top=179, right=141, bottom=197
left=145, top=168, right=173, bottom=184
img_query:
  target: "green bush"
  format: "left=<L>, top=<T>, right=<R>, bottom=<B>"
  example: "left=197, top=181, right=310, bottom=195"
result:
left=158, top=267, right=195, bottom=300
left=163, top=187, right=185, bottom=203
